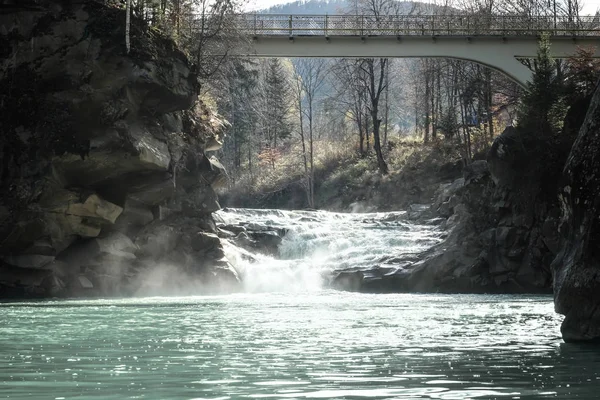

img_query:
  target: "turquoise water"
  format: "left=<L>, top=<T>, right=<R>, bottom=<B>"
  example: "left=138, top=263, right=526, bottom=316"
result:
left=2, top=293, right=599, bottom=399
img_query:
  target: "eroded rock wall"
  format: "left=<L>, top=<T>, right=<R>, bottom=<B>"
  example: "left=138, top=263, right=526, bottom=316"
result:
left=393, top=123, right=577, bottom=294
left=0, top=1, right=237, bottom=298
left=552, top=82, right=600, bottom=342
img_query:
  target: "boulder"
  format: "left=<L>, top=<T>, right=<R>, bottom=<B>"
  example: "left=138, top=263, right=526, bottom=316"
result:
left=0, top=264, right=63, bottom=298
left=42, top=192, right=123, bottom=225
left=205, top=156, right=228, bottom=190
left=135, top=225, right=180, bottom=258
left=112, top=199, right=155, bottom=234
left=1, top=255, right=55, bottom=270
left=190, top=232, right=221, bottom=252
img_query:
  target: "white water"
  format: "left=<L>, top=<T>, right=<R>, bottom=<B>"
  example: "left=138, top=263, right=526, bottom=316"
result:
left=215, top=208, right=444, bottom=293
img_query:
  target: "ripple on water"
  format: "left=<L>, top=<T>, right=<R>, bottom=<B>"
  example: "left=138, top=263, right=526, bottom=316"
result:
left=0, top=293, right=593, bottom=399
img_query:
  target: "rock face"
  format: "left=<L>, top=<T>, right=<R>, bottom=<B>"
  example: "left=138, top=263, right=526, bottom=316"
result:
left=410, top=127, right=569, bottom=293
left=334, top=119, right=581, bottom=294
left=0, top=1, right=237, bottom=298
left=552, top=83, right=600, bottom=343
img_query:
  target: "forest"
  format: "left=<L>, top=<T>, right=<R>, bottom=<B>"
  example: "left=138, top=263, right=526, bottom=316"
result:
left=121, top=0, right=599, bottom=209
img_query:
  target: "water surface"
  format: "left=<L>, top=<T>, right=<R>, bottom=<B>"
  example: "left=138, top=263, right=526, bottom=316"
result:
left=2, top=293, right=599, bottom=399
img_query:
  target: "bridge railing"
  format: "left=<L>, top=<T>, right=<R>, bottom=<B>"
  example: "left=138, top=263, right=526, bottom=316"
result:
left=233, top=14, right=600, bottom=37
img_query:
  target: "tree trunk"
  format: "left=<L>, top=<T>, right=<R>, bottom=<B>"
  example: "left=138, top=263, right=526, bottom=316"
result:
left=383, top=63, right=389, bottom=147
left=298, top=87, right=311, bottom=208
left=372, top=112, right=389, bottom=174
left=365, top=110, right=370, bottom=154
left=424, top=61, right=430, bottom=143
left=125, top=0, right=131, bottom=54
left=308, top=96, right=315, bottom=208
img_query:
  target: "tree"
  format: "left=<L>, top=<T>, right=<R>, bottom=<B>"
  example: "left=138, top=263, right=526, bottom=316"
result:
left=125, top=0, right=240, bottom=84
left=294, top=59, right=329, bottom=208
left=517, top=34, right=566, bottom=135
left=219, top=59, right=259, bottom=177
left=361, top=58, right=390, bottom=174
left=566, top=46, right=600, bottom=98
left=265, top=59, right=292, bottom=150
left=125, top=0, right=131, bottom=54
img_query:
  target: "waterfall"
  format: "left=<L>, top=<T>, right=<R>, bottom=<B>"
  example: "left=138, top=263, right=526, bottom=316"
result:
left=215, top=208, right=444, bottom=293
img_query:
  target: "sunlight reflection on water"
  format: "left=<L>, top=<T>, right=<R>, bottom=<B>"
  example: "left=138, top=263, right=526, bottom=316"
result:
left=2, top=293, right=598, bottom=399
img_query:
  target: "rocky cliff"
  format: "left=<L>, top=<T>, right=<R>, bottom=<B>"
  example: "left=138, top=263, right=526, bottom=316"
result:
left=552, top=82, right=600, bottom=343
left=328, top=99, right=590, bottom=295
left=0, top=1, right=238, bottom=298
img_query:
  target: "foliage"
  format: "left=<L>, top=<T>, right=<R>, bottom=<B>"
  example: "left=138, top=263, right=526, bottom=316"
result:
left=264, top=59, right=293, bottom=144
left=122, top=0, right=240, bottom=84
left=566, top=46, right=600, bottom=99
left=517, top=34, right=567, bottom=136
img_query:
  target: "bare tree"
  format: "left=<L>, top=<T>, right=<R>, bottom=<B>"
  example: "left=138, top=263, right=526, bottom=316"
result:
left=294, top=59, right=329, bottom=208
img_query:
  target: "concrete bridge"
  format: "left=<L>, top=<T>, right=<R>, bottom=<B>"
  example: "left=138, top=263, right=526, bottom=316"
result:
left=233, top=14, right=600, bottom=86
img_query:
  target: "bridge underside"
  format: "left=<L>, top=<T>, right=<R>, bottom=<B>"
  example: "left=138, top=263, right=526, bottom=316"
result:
left=239, top=36, right=600, bottom=86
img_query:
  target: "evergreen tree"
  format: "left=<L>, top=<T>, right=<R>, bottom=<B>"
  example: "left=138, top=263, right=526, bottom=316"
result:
left=220, top=60, right=259, bottom=175
left=517, top=34, right=567, bottom=135
left=264, top=59, right=292, bottom=151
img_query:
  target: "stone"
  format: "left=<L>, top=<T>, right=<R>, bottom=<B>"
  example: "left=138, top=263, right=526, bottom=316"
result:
left=463, top=160, right=490, bottom=185
left=0, top=264, right=55, bottom=297
left=22, top=239, right=56, bottom=256
left=552, top=83, right=600, bottom=342
left=181, top=185, right=221, bottom=215
left=135, top=226, right=180, bottom=258
left=48, top=193, right=123, bottom=224
left=157, top=206, right=177, bottom=221
left=205, top=136, right=223, bottom=152
left=126, top=174, right=176, bottom=206
left=203, top=156, right=228, bottom=190
left=331, top=270, right=364, bottom=292
left=190, top=232, right=221, bottom=252
left=1, top=255, right=55, bottom=269
left=78, top=275, right=94, bottom=289
left=113, top=200, right=155, bottom=234
left=95, top=232, right=138, bottom=254
left=0, top=1, right=231, bottom=300
left=132, top=129, right=171, bottom=171
left=0, top=206, right=8, bottom=224
left=495, top=227, right=517, bottom=248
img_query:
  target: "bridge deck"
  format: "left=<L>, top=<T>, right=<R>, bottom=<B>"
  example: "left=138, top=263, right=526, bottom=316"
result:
left=235, top=14, right=600, bottom=38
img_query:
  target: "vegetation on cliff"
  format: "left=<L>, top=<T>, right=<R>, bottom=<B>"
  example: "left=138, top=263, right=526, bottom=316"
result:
left=0, top=1, right=239, bottom=298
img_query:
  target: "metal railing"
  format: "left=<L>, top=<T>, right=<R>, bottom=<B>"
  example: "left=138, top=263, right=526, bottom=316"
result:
left=234, top=14, right=600, bottom=37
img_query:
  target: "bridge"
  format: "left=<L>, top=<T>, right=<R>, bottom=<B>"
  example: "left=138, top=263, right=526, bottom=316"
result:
left=232, top=14, right=600, bottom=86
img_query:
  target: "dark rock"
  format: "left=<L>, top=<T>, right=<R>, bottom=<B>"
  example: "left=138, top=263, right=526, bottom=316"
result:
left=112, top=199, right=155, bottom=235
left=190, top=232, right=220, bottom=252
left=331, top=270, right=364, bottom=292
left=463, top=160, right=490, bottom=185
left=553, top=82, right=600, bottom=342
left=1, top=255, right=55, bottom=269
left=0, top=2, right=232, bottom=298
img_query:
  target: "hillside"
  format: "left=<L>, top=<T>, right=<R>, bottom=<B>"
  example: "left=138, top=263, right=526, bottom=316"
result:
left=258, top=0, right=431, bottom=14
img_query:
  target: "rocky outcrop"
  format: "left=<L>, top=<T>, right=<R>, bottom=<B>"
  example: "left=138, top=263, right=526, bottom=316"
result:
left=215, top=214, right=288, bottom=257
left=0, top=1, right=237, bottom=297
left=552, top=82, right=600, bottom=343
left=404, top=127, right=567, bottom=294
left=332, top=120, right=578, bottom=294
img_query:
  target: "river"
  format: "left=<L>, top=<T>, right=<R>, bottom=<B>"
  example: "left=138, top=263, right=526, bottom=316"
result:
left=1, top=209, right=599, bottom=399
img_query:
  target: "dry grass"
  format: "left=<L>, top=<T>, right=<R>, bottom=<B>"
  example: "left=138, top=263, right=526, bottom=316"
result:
left=222, top=134, right=467, bottom=210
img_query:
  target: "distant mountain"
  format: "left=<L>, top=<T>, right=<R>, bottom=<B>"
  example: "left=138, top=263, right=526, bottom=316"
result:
left=260, top=0, right=348, bottom=15
left=259, top=0, right=433, bottom=15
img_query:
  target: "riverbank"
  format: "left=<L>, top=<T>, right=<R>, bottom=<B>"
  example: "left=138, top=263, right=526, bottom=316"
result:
left=221, top=139, right=464, bottom=212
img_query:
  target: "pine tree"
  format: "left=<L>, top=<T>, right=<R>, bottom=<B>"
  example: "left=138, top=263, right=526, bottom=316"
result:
left=517, top=34, right=566, bottom=135
left=220, top=60, right=259, bottom=175
left=264, top=59, right=292, bottom=152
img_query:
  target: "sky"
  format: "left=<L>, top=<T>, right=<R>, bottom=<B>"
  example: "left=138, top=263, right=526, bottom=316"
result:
left=244, top=0, right=600, bottom=14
